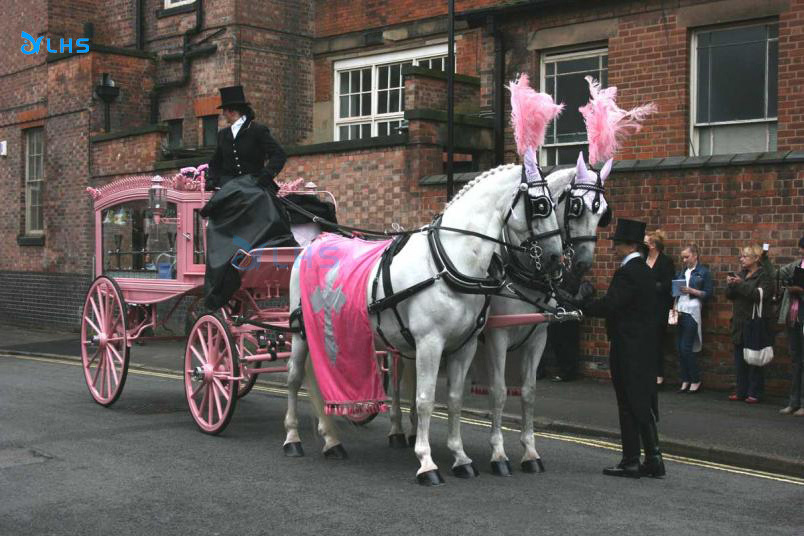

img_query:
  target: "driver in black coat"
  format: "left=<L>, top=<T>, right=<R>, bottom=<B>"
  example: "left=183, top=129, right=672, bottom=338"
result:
left=582, top=218, right=665, bottom=479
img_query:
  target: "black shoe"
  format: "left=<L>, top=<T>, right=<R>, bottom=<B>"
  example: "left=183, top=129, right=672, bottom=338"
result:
left=602, top=460, right=641, bottom=478
left=639, top=456, right=666, bottom=478
left=677, top=384, right=689, bottom=394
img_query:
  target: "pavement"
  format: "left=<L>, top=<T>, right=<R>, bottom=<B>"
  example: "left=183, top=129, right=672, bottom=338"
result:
left=2, top=322, right=803, bottom=478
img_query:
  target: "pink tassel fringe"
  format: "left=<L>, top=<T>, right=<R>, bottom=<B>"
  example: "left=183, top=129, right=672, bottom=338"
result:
left=508, top=73, right=564, bottom=157
left=324, top=401, right=388, bottom=416
left=579, top=76, right=657, bottom=166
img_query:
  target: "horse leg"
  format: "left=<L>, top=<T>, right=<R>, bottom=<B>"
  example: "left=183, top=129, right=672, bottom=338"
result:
left=302, top=357, right=347, bottom=459
left=446, top=340, right=480, bottom=478
left=413, top=338, right=445, bottom=485
left=401, top=358, right=418, bottom=447
left=388, top=352, right=407, bottom=448
left=519, top=325, right=548, bottom=473
left=483, top=329, right=513, bottom=476
left=283, top=334, right=307, bottom=457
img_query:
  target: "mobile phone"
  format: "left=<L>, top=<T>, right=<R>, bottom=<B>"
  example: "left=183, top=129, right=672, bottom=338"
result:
left=763, top=243, right=770, bottom=252
left=728, top=271, right=737, bottom=278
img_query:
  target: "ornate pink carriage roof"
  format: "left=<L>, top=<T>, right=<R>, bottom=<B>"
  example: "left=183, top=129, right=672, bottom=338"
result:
left=85, top=172, right=205, bottom=203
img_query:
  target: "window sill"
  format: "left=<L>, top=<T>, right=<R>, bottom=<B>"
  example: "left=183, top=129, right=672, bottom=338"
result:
left=156, top=2, right=196, bottom=18
left=17, top=235, right=45, bottom=246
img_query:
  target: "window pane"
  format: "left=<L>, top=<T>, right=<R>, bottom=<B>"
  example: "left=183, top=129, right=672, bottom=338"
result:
left=339, top=126, right=348, bottom=140
left=350, top=71, right=360, bottom=91
left=389, top=89, right=399, bottom=113
left=203, top=116, right=218, bottom=146
left=379, top=66, right=389, bottom=90
left=700, top=123, right=770, bottom=155
left=557, top=56, right=599, bottom=74
left=361, top=124, right=371, bottom=138
left=377, top=90, right=388, bottom=114
left=168, top=120, right=183, bottom=148
left=708, top=40, right=765, bottom=121
left=340, top=72, right=349, bottom=94
left=768, top=39, right=778, bottom=117
left=696, top=44, right=710, bottom=123
left=769, top=122, right=778, bottom=151
left=350, top=95, right=360, bottom=117
left=361, top=93, right=371, bottom=116
left=709, top=25, right=766, bottom=46
left=378, top=123, right=388, bottom=137
left=546, top=63, right=555, bottom=76
left=391, top=64, right=401, bottom=86
left=555, top=71, right=595, bottom=138
left=361, top=68, right=371, bottom=91
left=339, top=96, right=349, bottom=118
left=350, top=124, right=359, bottom=139
left=433, top=58, right=444, bottom=71
left=558, top=145, right=587, bottom=165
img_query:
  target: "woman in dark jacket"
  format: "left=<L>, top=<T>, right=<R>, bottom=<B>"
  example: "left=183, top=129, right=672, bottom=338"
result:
left=725, top=244, right=775, bottom=404
left=644, top=230, right=675, bottom=387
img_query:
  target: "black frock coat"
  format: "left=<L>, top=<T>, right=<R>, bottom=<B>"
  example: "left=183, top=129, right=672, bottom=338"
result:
left=584, top=256, right=658, bottom=423
left=207, top=118, right=286, bottom=191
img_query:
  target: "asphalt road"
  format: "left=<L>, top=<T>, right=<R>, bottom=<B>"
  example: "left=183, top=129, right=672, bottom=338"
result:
left=1, top=354, right=802, bottom=536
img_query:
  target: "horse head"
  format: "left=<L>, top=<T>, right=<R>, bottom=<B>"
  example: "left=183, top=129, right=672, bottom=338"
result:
left=549, top=151, right=612, bottom=277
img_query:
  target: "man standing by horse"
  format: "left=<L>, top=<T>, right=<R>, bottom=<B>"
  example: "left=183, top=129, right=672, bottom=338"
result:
left=582, top=218, right=665, bottom=479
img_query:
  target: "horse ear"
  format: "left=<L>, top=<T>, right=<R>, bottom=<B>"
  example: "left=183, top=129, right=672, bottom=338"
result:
left=599, top=158, right=614, bottom=183
left=524, top=147, right=542, bottom=183
left=575, top=151, right=590, bottom=183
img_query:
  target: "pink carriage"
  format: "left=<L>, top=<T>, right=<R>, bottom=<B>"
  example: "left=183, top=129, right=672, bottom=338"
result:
left=81, top=166, right=336, bottom=434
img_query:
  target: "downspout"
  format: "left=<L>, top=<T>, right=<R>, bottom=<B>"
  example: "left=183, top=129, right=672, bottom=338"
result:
left=135, top=0, right=144, bottom=50
left=150, top=1, right=218, bottom=123
left=488, top=14, right=505, bottom=166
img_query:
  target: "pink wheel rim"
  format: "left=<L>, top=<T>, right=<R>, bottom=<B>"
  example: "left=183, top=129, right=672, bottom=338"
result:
left=81, top=278, right=128, bottom=405
left=184, top=315, right=237, bottom=433
left=237, top=334, right=259, bottom=397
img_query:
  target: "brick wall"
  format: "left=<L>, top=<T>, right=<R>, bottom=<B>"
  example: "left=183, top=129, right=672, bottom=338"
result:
left=91, top=131, right=165, bottom=178
left=0, top=271, right=92, bottom=330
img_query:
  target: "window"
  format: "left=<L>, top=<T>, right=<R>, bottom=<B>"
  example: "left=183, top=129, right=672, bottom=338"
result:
left=540, top=48, right=608, bottom=166
left=167, top=119, right=183, bottom=149
left=334, top=45, right=448, bottom=141
left=692, top=22, right=778, bottom=155
left=164, top=0, right=194, bottom=8
left=24, top=128, right=44, bottom=235
left=202, top=115, right=218, bottom=147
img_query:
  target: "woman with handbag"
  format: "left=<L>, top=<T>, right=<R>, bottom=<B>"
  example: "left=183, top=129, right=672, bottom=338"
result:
left=644, top=230, right=675, bottom=387
left=725, top=244, right=775, bottom=404
left=674, top=244, right=714, bottom=393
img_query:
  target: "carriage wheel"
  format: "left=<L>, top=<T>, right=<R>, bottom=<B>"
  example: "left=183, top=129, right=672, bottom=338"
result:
left=236, top=333, right=261, bottom=398
left=184, top=313, right=239, bottom=434
left=80, top=276, right=130, bottom=407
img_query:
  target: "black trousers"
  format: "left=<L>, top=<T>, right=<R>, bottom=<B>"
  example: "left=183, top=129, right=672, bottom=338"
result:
left=655, top=308, right=670, bottom=377
left=611, top=357, right=660, bottom=462
left=547, top=321, right=580, bottom=379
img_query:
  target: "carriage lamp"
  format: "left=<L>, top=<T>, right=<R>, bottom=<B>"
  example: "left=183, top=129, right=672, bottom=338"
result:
left=304, top=181, right=317, bottom=192
left=149, top=175, right=167, bottom=223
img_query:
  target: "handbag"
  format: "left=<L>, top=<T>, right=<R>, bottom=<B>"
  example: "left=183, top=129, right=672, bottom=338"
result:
left=743, top=287, right=774, bottom=367
left=668, top=298, right=678, bottom=326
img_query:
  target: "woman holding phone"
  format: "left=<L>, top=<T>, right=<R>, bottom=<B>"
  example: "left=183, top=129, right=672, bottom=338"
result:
left=674, top=244, right=714, bottom=393
left=644, top=230, right=675, bottom=386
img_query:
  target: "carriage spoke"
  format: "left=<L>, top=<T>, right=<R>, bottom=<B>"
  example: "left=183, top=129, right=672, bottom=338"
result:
left=84, top=315, right=102, bottom=337
left=105, top=352, right=113, bottom=398
left=108, top=344, right=124, bottom=366
left=190, top=345, right=207, bottom=366
left=190, top=381, right=204, bottom=399
left=90, top=293, right=104, bottom=327
left=86, top=347, right=100, bottom=367
left=107, top=352, right=119, bottom=386
left=92, top=353, right=104, bottom=387
left=198, top=331, right=209, bottom=361
left=212, top=378, right=231, bottom=403
left=207, top=385, right=214, bottom=423
left=212, top=384, right=223, bottom=422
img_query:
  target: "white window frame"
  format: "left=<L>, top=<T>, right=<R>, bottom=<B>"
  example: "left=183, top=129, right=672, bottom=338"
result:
left=333, top=44, right=449, bottom=141
left=689, top=21, right=778, bottom=156
left=539, top=47, right=608, bottom=166
left=25, top=128, right=44, bottom=235
left=164, top=0, right=195, bottom=8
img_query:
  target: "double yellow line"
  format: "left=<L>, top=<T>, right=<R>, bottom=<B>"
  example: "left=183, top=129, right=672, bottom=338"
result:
left=5, top=352, right=803, bottom=487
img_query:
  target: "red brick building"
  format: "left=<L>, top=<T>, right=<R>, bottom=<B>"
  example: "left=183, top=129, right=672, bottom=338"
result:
left=1, top=0, right=802, bottom=393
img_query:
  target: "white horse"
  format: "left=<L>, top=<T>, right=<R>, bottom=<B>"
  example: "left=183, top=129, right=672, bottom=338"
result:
left=478, top=153, right=612, bottom=475
left=282, top=162, right=565, bottom=485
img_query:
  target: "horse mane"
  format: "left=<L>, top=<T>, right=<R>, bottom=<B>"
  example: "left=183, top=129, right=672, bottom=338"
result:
left=443, top=164, right=517, bottom=211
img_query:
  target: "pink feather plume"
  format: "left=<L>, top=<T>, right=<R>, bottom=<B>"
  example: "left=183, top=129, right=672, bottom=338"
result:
left=508, top=74, right=564, bottom=157
left=579, top=76, right=657, bottom=166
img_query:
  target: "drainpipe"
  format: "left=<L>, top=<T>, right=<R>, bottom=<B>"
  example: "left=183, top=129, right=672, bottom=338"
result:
left=446, top=0, right=455, bottom=201
left=150, top=1, right=218, bottom=123
left=134, top=0, right=144, bottom=50
left=487, top=14, right=505, bottom=166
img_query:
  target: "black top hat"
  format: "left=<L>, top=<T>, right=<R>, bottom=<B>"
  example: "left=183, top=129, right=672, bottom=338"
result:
left=217, top=85, right=250, bottom=109
left=611, top=218, right=646, bottom=244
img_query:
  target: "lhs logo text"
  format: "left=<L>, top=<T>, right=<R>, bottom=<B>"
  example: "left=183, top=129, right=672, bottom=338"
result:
left=21, top=32, right=89, bottom=55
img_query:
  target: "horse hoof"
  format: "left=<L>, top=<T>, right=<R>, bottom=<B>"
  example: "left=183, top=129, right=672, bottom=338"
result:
left=521, top=459, right=545, bottom=473
left=452, top=462, right=479, bottom=479
left=407, top=435, right=416, bottom=448
left=491, top=460, right=513, bottom=477
left=323, top=444, right=348, bottom=460
left=283, top=442, right=304, bottom=457
left=388, top=434, right=407, bottom=449
left=416, top=470, right=445, bottom=486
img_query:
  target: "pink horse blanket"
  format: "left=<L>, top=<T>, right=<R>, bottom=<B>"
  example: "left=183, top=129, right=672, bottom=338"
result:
left=299, top=233, right=392, bottom=415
